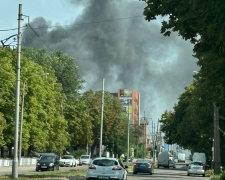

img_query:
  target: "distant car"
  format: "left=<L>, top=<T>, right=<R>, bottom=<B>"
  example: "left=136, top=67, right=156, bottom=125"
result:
left=169, top=159, right=176, bottom=168
left=86, top=157, right=128, bottom=180
left=123, top=156, right=133, bottom=162
left=59, top=155, right=77, bottom=167
left=133, top=159, right=154, bottom=175
left=187, top=161, right=205, bottom=177
left=79, top=154, right=92, bottom=165
left=36, top=153, right=60, bottom=171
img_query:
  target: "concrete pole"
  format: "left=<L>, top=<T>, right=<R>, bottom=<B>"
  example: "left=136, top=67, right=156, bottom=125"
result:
left=99, top=78, right=104, bottom=157
left=12, top=4, right=22, bottom=178
left=18, top=82, right=25, bottom=166
left=127, top=101, right=130, bottom=165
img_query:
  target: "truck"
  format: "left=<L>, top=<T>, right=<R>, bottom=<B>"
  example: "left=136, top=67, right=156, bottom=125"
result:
left=178, top=153, right=186, bottom=163
left=157, top=151, right=175, bottom=168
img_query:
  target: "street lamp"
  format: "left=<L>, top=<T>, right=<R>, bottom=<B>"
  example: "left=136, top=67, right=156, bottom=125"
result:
left=18, top=73, right=49, bottom=165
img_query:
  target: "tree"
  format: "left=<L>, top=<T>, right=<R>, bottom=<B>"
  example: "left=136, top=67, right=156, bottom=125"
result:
left=142, top=0, right=225, bottom=105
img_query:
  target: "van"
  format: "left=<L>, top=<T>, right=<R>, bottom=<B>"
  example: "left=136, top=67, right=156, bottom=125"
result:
left=178, top=153, right=185, bottom=163
left=157, top=151, right=175, bottom=168
left=192, top=152, right=206, bottom=165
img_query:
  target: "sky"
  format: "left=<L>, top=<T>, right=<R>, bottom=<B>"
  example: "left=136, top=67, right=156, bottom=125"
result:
left=0, top=0, right=199, bottom=139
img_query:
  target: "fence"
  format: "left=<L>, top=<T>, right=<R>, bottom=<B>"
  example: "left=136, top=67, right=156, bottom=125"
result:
left=0, top=158, right=37, bottom=167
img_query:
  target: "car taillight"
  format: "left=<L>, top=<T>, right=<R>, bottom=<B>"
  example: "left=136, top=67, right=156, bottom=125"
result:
left=148, top=163, right=152, bottom=167
left=133, top=163, right=137, bottom=166
left=89, top=165, right=96, bottom=169
left=112, top=166, right=122, bottom=170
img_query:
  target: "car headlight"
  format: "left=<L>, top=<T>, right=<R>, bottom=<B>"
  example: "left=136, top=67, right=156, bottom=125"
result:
left=36, top=162, right=40, bottom=166
left=49, top=163, right=54, bottom=167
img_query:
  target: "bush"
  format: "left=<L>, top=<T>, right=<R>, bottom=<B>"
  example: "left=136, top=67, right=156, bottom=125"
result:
left=206, top=169, right=214, bottom=177
left=72, top=149, right=87, bottom=159
left=220, top=169, right=225, bottom=180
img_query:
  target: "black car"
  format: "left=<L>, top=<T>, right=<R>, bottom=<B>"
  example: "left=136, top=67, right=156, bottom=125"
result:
left=36, top=153, right=60, bottom=171
left=133, top=159, right=154, bottom=175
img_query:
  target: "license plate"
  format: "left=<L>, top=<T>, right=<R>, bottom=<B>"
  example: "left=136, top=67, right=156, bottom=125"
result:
left=41, top=166, right=47, bottom=168
left=194, top=167, right=200, bottom=169
left=98, top=176, right=109, bottom=179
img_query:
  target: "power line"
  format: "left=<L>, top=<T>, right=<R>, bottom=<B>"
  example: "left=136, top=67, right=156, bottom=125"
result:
left=0, top=15, right=143, bottom=32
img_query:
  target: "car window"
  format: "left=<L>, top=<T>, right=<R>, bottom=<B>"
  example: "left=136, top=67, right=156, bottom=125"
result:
left=192, top=162, right=203, bottom=166
left=93, top=159, right=118, bottom=166
left=62, top=156, right=72, bottom=159
left=40, top=155, right=55, bottom=161
left=136, top=159, right=151, bottom=163
left=81, top=155, right=90, bottom=159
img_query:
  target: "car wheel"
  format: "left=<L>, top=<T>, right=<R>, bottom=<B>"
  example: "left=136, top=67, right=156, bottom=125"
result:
left=52, top=166, right=55, bottom=171
left=36, top=169, right=39, bottom=172
left=187, top=173, right=190, bottom=176
left=133, top=171, right=137, bottom=174
left=71, top=163, right=73, bottom=167
left=150, top=171, right=153, bottom=175
left=203, top=173, right=205, bottom=177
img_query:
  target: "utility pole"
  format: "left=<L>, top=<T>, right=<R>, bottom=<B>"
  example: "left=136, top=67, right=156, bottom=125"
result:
left=142, top=111, right=145, bottom=159
left=127, top=101, right=130, bottom=166
left=12, top=4, right=22, bottom=178
left=152, top=121, right=154, bottom=160
left=99, top=78, right=104, bottom=157
left=213, top=104, right=220, bottom=174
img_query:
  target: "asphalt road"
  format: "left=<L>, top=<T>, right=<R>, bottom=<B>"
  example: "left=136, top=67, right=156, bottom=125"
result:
left=0, top=162, right=210, bottom=180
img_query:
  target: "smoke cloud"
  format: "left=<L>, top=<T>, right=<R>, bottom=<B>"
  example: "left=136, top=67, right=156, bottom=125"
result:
left=22, top=0, right=198, bottom=130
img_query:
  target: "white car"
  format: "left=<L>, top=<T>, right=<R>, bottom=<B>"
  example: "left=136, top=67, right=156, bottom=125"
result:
left=79, top=154, right=92, bottom=165
left=59, top=155, right=77, bottom=167
left=86, top=157, right=128, bottom=180
left=187, top=161, right=205, bottom=177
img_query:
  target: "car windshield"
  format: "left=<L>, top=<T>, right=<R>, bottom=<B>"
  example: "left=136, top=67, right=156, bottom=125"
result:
left=62, top=156, right=72, bottom=159
left=93, top=159, right=118, bottom=166
left=136, top=159, right=151, bottom=163
left=81, top=156, right=90, bottom=159
left=40, top=155, right=55, bottom=161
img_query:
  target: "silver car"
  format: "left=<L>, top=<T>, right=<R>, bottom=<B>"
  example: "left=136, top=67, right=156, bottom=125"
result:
left=79, top=155, right=92, bottom=165
left=86, top=157, right=128, bottom=180
left=187, top=161, right=205, bottom=177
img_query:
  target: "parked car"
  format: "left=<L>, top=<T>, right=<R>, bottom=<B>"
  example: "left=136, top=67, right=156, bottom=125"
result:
left=133, top=159, right=154, bottom=175
left=79, top=154, right=92, bottom=165
left=36, top=153, right=60, bottom=171
left=59, top=155, right=77, bottom=167
left=187, top=161, right=205, bottom=177
left=86, top=157, right=128, bottom=180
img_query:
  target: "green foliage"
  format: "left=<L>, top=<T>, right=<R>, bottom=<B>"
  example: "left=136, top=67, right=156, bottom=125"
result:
left=72, top=149, right=87, bottom=159
left=206, top=169, right=214, bottom=177
left=220, top=169, right=225, bottom=180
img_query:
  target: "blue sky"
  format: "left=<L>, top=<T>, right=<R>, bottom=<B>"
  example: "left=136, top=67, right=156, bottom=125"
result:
left=1, top=0, right=199, bottom=139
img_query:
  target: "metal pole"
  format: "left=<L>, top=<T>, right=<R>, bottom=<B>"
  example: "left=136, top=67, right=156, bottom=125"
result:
left=142, top=112, right=145, bottom=159
left=18, top=82, right=25, bottom=166
left=127, top=101, right=130, bottom=165
left=12, top=4, right=22, bottom=178
left=99, top=78, right=104, bottom=157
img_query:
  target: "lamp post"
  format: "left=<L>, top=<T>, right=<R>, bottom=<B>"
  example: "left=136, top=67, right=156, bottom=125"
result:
left=127, top=101, right=130, bottom=166
left=18, top=73, right=49, bottom=166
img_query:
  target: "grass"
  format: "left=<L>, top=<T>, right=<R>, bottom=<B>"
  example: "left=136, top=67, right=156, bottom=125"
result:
left=0, top=169, right=87, bottom=180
